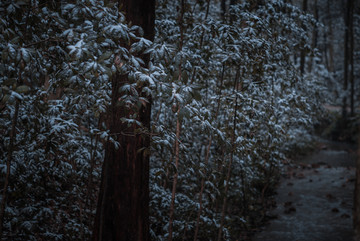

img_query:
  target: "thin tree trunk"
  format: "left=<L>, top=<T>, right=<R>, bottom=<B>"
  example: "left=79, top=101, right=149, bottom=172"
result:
left=327, top=0, right=335, bottom=72
left=193, top=138, right=211, bottom=241
left=323, top=31, right=330, bottom=71
left=221, top=0, right=226, bottom=21
left=348, top=0, right=354, bottom=116
left=300, top=0, right=308, bottom=76
left=217, top=67, right=240, bottom=241
left=168, top=114, right=181, bottom=241
left=168, top=1, right=185, bottom=240
left=342, top=0, right=350, bottom=119
left=80, top=120, right=100, bottom=239
left=194, top=64, right=224, bottom=241
left=0, top=101, right=20, bottom=238
left=308, top=0, right=318, bottom=73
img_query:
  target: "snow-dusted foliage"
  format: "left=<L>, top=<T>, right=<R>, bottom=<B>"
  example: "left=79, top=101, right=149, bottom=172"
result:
left=1, top=0, right=330, bottom=240
left=0, top=0, right=153, bottom=240
left=149, top=0, right=325, bottom=240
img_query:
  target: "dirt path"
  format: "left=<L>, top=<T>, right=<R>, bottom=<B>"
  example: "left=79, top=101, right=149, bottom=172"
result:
left=253, top=139, right=357, bottom=241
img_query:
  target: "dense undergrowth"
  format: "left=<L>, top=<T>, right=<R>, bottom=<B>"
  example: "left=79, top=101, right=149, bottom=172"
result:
left=0, top=0, right=334, bottom=240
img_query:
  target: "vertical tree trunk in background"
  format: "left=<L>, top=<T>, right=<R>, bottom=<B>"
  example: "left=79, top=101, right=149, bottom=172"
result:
left=308, top=0, right=318, bottom=73
left=194, top=51, right=222, bottom=241
left=348, top=0, right=354, bottom=116
left=221, top=0, right=226, bottom=21
left=168, top=1, right=185, bottom=240
left=300, top=0, right=308, bottom=76
left=92, top=0, right=154, bottom=240
left=168, top=114, right=181, bottom=241
left=326, top=0, right=335, bottom=72
left=342, top=0, right=351, bottom=119
left=217, top=68, right=240, bottom=241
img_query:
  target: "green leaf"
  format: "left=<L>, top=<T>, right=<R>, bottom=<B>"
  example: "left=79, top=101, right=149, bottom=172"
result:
left=15, top=85, right=30, bottom=93
left=98, top=51, right=113, bottom=62
left=10, top=36, right=20, bottom=44
left=191, top=89, right=201, bottom=101
left=0, top=94, right=10, bottom=105
left=2, top=50, right=8, bottom=61
left=178, top=107, right=190, bottom=122
left=15, top=0, right=28, bottom=6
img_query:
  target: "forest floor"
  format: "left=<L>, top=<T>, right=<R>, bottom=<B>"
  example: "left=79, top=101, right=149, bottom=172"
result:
left=252, top=138, right=357, bottom=241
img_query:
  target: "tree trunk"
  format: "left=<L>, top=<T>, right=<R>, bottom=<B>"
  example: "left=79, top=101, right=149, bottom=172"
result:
left=342, top=0, right=351, bottom=119
left=217, top=67, right=240, bottom=241
left=194, top=63, right=224, bottom=241
left=326, top=0, right=335, bottom=72
left=348, top=0, right=354, bottom=116
left=308, top=0, right=318, bottom=73
left=221, top=0, right=226, bottom=21
left=92, top=0, right=154, bottom=240
left=168, top=1, right=185, bottom=240
left=300, top=0, right=308, bottom=76
left=168, top=114, right=181, bottom=241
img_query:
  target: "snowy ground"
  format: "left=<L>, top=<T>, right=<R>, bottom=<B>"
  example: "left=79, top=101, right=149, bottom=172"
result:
left=253, top=139, right=357, bottom=241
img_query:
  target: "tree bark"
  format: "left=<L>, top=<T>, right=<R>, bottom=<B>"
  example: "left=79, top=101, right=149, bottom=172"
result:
left=308, top=0, right=318, bottom=73
left=300, top=0, right=308, bottom=76
left=217, top=67, right=240, bottom=241
left=342, top=0, right=351, bottom=119
left=326, top=0, right=335, bottom=72
left=168, top=114, right=181, bottom=241
left=168, top=1, right=185, bottom=240
left=348, top=0, right=354, bottom=116
left=92, top=0, right=154, bottom=240
left=194, top=64, right=223, bottom=241
left=221, top=0, right=226, bottom=21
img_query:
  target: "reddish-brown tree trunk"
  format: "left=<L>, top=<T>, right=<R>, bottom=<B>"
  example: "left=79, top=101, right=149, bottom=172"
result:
left=217, top=67, right=240, bottom=241
left=92, top=0, right=154, bottom=240
left=168, top=115, right=181, bottom=241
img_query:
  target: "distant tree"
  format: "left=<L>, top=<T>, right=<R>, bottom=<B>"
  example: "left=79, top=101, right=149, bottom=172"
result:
left=342, top=0, right=355, bottom=118
left=308, top=0, right=318, bottom=73
left=300, top=0, right=308, bottom=75
left=325, top=0, right=335, bottom=73
left=348, top=0, right=354, bottom=116
left=92, top=0, right=155, bottom=240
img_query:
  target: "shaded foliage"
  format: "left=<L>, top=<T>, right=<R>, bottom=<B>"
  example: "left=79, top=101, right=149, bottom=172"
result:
left=0, top=0, right=339, bottom=240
